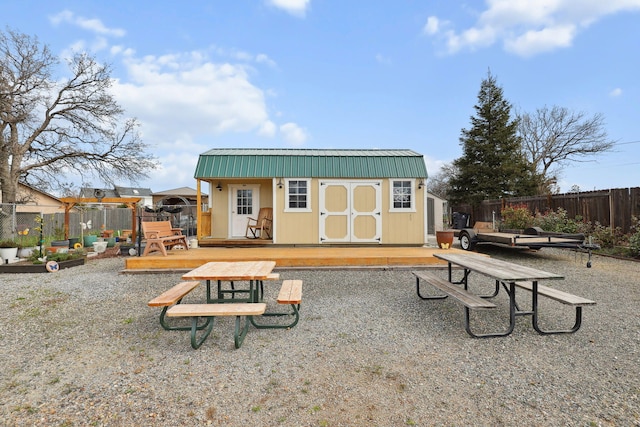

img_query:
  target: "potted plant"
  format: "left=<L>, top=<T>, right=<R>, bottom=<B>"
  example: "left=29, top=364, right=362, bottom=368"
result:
left=83, top=230, right=100, bottom=248
left=17, top=229, right=40, bottom=258
left=0, top=240, right=19, bottom=264
left=50, top=222, right=69, bottom=248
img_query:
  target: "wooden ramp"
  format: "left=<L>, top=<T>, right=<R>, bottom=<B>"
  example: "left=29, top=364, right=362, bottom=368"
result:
left=123, top=246, right=463, bottom=272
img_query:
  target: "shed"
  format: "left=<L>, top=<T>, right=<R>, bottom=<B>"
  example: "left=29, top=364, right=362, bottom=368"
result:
left=194, top=148, right=433, bottom=245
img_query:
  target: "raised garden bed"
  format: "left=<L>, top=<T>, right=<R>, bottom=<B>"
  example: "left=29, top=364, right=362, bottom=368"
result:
left=0, top=257, right=85, bottom=274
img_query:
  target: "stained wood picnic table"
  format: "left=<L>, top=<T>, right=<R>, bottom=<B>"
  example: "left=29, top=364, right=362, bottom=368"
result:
left=423, top=252, right=593, bottom=337
left=181, top=260, right=277, bottom=304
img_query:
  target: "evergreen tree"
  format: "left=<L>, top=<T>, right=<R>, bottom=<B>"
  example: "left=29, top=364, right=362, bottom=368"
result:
left=449, top=71, right=538, bottom=207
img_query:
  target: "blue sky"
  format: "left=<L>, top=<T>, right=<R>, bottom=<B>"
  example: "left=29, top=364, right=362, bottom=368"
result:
left=6, top=0, right=640, bottom=194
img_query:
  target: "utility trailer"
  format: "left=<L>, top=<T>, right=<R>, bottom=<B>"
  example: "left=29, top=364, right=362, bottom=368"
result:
left=453, top=222, right=599, bottom=267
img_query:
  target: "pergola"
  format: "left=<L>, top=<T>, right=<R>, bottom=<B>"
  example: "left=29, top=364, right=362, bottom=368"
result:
left=59, top=197, right=141, bottom=241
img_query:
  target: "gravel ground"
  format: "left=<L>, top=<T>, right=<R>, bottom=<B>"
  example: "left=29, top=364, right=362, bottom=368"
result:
left=0, top=246, right=638, bottom=426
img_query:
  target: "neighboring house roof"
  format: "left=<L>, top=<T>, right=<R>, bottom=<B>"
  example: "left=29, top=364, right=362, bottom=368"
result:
left=195, top=149, right=428, bottom=179
left=115, top=186, right=153, bottom=197
left=79, top=187, right=119, bottom=199
left=152, top=187, right=199, bottom=197
left=0, top=182, right=62, bottom=205
left=79, top=186, right=152, bottom=198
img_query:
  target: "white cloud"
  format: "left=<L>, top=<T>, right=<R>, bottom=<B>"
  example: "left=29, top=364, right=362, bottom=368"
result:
left=423, top=16, right=441, bottom=35
left=49, top=10, right=126, bottom=37
left=259, top=120, right=278, bottom=137
left=256, top=53, right=277, bottom=68
left=425, top=0, right=640, bottom=56
left=113, top=53, right=274, bottom=141
left=50, top=10, right=308, bottom=190
left=279, top=122, right=308, bottom=146
left=609, top=87, right=623, bottom=97
left=504, top=24, right=577, bottom=57
left=267, top=0, right=310, bottom=17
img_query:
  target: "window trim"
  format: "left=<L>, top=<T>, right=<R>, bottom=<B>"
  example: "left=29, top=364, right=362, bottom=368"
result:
left=389, top=179, right=416, bottom=212
left=284, top=178, right=312, bottom=212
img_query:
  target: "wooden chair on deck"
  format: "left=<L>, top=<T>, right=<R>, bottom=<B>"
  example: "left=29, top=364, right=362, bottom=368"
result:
left=245, top=207, right=273, bottom=239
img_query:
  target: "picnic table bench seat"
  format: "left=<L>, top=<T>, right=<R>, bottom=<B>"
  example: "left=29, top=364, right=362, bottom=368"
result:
left=147, top=281, right=202, bottom=331
left=413, top=271, right=496, bottom=309
left=167, top=303, right=267, bottom=349
left=413, top=270, right=497, bottom=338
left=513, top=281, right=596, bottom=306
left=514, top=281, right=596, bottom=335
left=142, top=221, right=189, bottom=257
left=251, top=279, right=303, bottom=330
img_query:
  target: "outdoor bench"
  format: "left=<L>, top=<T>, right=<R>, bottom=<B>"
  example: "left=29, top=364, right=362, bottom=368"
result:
left=250, top=279, right=303, bottom=330
left=147, top=281, right=201, bottom=331
left=141, top=220, right=189, bottom=256
left=166, top=302, right=267, bottom=349
left=413, top=271, right=497, bottom=310
left=514, top=281, right=596, bottom=334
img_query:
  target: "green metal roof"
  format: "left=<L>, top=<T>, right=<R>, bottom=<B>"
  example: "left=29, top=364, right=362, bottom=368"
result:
left=194, top=149, right=428, bottom=179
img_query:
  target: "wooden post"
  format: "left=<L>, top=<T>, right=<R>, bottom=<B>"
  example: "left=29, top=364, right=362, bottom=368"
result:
left=196, top=179, right=202, bottom=239
left=63, top=201, right=77, bottom=239
left=129, top=202, right=138, bottom=242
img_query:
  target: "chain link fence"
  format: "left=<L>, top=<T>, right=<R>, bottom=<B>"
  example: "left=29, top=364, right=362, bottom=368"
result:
left=1, top=203, right=197, bottom=244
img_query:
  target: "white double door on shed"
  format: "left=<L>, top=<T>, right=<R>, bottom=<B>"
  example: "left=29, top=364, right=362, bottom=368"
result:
left=319, top=180, right=382, bottom=243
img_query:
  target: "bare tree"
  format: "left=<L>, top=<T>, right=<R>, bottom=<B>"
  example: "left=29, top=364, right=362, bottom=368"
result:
left=517, top=105, right=615, bottom=193
left=0, top=28, right=157, bottom=204
left=427, top=163, right=455, bottom=200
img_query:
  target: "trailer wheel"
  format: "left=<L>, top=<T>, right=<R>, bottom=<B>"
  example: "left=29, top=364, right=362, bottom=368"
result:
left=459, top=230, right=476, bottom=251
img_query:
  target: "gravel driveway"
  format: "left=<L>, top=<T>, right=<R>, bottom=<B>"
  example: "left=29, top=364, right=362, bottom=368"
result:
left=1, top=247, right=638, bottom=426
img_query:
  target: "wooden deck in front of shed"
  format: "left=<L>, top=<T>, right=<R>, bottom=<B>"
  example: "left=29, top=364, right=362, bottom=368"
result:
left=123, top=245, right=465, bottom=272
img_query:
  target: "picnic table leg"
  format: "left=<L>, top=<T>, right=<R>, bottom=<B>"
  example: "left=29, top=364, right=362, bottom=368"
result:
left=234, top=315, right=252, bottom=348
left=206, top=280, right=213, bottom=303
left=464, top=282, right=517, bottom=338
left=250, top=304, right=300, bottom=329
left=416, top=275, right=448, bottom=300
left=448, top=264, right=471, bottom=286
left=530, top=281, right=584, bottom=335
left=189, top=316, right=216, bottom=349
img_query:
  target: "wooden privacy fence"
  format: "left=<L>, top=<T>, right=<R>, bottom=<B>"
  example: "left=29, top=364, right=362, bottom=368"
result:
left=451, top=187, right=640, bottom=234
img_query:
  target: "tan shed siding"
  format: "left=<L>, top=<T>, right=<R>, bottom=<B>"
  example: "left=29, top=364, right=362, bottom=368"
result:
left=210, top=186, right=228, bottom=238
left=275, top=179, right=319, bottom=244
left=381, top=180, right=425, bottom=244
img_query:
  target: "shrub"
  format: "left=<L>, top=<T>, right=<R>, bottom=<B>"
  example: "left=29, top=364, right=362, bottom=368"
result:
left=629, top=216, right=640, bottom=257
left=0, top=240, right=19, bottom=248
left=500, top=204, right=533, bottom=230
left=589, top=222, right=625, bottom=249
left=629, top=232, right=640, bottom=257
left=533, top=208, right=581, bottom=233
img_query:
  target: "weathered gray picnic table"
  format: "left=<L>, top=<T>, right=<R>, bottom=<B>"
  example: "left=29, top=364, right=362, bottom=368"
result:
left=412, top=253, right=595, bottom=338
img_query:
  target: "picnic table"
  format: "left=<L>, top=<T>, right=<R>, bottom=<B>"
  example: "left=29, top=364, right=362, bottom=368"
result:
left=181, top=260, right=277, bottom=303
left=413, top=252, right=594, bottom=337
left=150, top=260, right=301, bottom=349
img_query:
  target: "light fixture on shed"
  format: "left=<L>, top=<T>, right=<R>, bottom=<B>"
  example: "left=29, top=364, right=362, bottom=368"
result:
left=216, top=182, right=222, bottom=192
left=277, top=177, right=284, bottom=189
left=418, top=179, right=425, bottom=189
